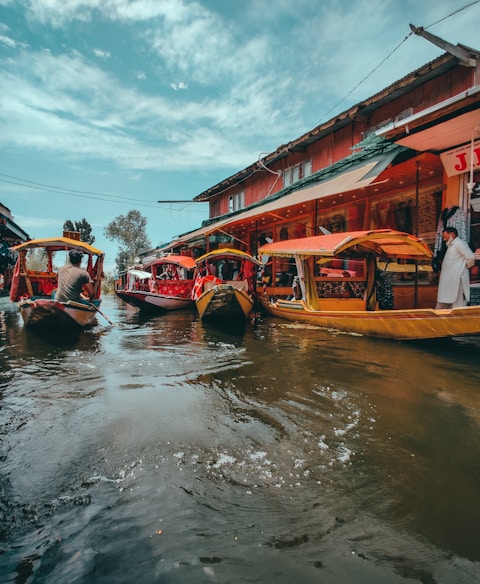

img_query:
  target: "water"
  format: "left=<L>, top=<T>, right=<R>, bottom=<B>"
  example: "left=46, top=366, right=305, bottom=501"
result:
left=1, top=295, right=480, bottom=583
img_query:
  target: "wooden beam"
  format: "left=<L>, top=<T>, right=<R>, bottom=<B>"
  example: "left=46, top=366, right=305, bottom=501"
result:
left=409, top=24, right=476, bottom=67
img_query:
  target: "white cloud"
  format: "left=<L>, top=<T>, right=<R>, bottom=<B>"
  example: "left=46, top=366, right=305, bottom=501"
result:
left=2, top=0, right=480, bottom=178
left=22, top=0, right=199, bottom=27
left=93, top=48, right=111, bottom=58
left=0, top=33, right=28, bottom=49
left=0, top=34, right=288, bottom=173
left=170, top=82, right=188, bottom=91
left=0, top=34, right=16, bottom=48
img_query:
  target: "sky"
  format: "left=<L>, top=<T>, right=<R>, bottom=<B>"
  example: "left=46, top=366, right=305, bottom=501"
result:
left=1, top=0, right=480, bottom=273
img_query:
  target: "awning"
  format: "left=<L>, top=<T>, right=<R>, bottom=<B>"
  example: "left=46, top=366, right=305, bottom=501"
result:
left=377, top=86, right=480, bottom=152
left=395, top=109, right=480, bottom=152
left=170, top=150, right=400, bottom=246
left=128, top=269, right=152, bottom=279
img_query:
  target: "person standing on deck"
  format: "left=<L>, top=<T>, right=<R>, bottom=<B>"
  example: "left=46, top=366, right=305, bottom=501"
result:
left=56, top=250, right=95, bottom=303
left=436, top=227, right=475, bottom=309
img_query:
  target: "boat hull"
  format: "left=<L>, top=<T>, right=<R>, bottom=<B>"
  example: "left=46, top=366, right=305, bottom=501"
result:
left=196, top=284, right=254, bottom=321
left=115, top=289, right=194, bottom=311
left=18, top=298, right=98, bottom=329
left=260, top=296, right=480, bottom=340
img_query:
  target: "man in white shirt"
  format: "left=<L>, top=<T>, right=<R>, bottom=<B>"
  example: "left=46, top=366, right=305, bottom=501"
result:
left=436, top=226, right=475, bottom=309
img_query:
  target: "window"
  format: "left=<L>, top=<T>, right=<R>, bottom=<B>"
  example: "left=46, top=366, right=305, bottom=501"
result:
left=229, top=190, right=245, bottom=212
left=283, top=160, right=312, bottom=187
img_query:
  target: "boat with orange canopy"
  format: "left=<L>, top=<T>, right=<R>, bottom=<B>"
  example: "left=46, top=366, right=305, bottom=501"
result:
left=10, top=234, right=105, bottom=328
left=259, top=229, right=480, bottom=340
left=115, top=254, right=197, bottom=311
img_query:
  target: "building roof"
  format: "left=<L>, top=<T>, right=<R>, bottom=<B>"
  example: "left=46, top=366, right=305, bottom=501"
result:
left=193, top=52, right=471, bottom=202
left=0, top=211, right=30, bottom=244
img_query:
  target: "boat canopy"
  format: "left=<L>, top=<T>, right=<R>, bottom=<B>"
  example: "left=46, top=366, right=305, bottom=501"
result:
left=10, top=236, right=104, bottom=257
left=144, top=254, right=196, bottom=270
left=128, top=269, right=152, bottom=280
left=258, top=229, right=433, bottom=260
left=196, top=248, right=262, bottom=265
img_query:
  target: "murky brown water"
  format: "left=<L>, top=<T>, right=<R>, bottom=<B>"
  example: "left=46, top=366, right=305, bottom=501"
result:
left=1, top=294, right=480, bottom=583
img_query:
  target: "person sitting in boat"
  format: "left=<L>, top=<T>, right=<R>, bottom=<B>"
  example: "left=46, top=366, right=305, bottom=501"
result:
left=55, top=250, right=95, bottom=304
left=222, top=260, right=234, bottom=281
left=158, top=267, right=170, bottom=279
left=290, top=275, right=302, bottom=300
left=149, top=278, right=158, bottom=293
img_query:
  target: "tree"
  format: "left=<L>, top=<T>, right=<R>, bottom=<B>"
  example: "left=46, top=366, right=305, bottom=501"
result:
left=63, top=218, right=95, bottom=244
left=104, top=209, right=151, bottom=272
left=115, top=249, right=132, bottom=274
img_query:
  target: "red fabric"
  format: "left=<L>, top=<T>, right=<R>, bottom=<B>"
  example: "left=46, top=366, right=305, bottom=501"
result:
left=41, top=280, right=56, bottom=296
left=191, top=275, right=220, bottom=300
left=157, top=281, right=192, bottom=297
left=9, top=259, right=21, bottom=301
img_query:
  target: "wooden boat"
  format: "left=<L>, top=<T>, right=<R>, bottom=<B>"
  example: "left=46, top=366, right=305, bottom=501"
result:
left=115, top=254, right=197, bottom=311
left=10, top=235, right=105, bottom=329
left=258, top=229, right=480, bottom=341
left=193, top=248, right=260, bottom=322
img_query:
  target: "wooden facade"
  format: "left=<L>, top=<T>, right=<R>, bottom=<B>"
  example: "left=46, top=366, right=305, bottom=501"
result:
left=0, top=203, right=30, bottom=293
left=160, top=47, right=480, bottom=296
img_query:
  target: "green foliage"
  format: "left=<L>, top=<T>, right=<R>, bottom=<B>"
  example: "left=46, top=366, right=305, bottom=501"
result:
left=26, top=248, right=48, bottom=271
left=63, top=218, right=95, bottom=244
left=114, top=250, right=132, bottom=274
left=104, top=210, right=151, bottom=272
left=101, top=273, right=116, bottom=294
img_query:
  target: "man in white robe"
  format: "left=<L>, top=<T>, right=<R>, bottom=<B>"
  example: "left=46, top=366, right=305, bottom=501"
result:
left=436, top=226, right=475, bottom=309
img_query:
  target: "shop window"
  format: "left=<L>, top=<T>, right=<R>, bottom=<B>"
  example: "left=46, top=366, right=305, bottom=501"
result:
left=370, top=199, right=416, bottom=233
left=318, top=210, right=346, bottom=234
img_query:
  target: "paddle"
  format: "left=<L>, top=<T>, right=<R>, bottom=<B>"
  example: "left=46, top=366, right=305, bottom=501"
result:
left=89, top=301, right=115, bottom=326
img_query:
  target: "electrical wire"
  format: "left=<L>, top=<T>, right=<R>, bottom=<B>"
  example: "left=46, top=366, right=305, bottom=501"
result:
left=314, top=33, right=413, bottom=126
left=0, top=173, right=204, bottom=212
left=311, top=0, right=480, bottom=127
left=0, top=172, right=155, bottom=203
left=425, top=0, right=480, bottom=29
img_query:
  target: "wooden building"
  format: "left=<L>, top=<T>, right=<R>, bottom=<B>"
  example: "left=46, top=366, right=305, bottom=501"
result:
left=0, top=203, right=30, bottom=293
left=160, top=38, right=480, bottom=302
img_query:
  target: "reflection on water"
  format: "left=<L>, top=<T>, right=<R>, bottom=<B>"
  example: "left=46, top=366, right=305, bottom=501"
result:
left=1, top=295, right=480, bottom=583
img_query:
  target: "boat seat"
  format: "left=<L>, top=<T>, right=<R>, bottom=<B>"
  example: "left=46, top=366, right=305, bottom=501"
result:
left=225, top=280, right=248, bottom=292
left=203, top=279, right=248, bottom=292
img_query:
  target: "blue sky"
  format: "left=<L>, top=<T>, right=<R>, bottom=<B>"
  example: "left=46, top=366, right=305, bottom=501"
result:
left=1, top=0, right=479, bottom=272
